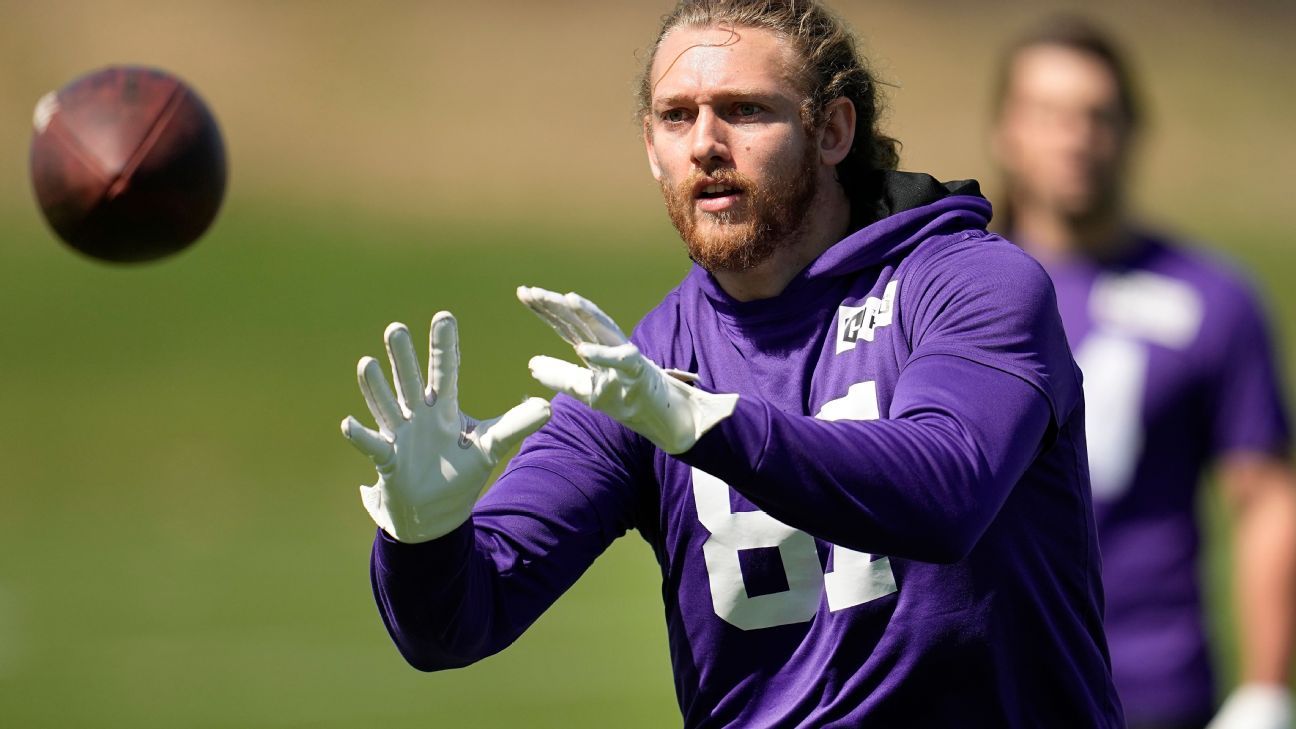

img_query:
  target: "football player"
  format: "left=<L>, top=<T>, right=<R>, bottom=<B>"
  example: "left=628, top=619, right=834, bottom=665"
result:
left=991, top=16, right=1296, bottom=729
left=342, top=1, right=1124, bottom=725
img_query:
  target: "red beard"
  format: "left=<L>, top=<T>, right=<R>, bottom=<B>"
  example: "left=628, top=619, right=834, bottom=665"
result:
left=661, top=142, right=820, bottom=273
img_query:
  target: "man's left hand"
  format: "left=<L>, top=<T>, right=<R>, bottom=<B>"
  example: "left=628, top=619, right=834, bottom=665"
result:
left=517, top=286, right=738, bottom=454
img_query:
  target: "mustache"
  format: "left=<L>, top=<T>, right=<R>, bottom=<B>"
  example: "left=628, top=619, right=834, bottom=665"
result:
left=676, top=167, right=754, bottom=197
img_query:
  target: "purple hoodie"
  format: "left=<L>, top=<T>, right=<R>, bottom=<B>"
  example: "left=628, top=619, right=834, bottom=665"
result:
left=370, top=172, right=1125, bottom=727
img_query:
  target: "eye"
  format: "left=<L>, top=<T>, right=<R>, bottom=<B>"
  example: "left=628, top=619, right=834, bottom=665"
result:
left=733, top=103, right=762, bottom=119
left=661, top=108, right=691, bottom=124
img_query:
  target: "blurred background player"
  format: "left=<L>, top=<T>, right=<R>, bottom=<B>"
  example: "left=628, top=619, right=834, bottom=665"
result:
left=991, top=16, right=1296, bottom=729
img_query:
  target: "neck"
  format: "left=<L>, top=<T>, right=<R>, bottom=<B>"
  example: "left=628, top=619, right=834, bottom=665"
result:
left=1011, top=197, right=1132, bottom=262
left=713, top=181, right=851, bottom=302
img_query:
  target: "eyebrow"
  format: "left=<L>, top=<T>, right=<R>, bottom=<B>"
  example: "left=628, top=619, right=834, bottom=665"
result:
left=652, top=89, right=787, bottom=109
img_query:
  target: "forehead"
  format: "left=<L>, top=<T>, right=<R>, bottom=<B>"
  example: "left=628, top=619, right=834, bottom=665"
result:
left=650, top=25, right=798, bottom=103
left=1007, top=45, right=1121, bottom=108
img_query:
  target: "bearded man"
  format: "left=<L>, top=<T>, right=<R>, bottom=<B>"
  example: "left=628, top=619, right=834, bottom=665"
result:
left=341, top=1, right=1125, bottom=725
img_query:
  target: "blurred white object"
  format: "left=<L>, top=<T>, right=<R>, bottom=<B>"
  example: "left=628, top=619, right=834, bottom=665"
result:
left=1207, top=684, right=1293, bottom=729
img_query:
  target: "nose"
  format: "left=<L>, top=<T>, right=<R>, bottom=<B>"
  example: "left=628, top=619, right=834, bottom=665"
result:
left=689, top=108, right=731, bottom=169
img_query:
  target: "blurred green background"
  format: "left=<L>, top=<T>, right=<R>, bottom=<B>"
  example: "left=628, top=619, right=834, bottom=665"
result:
left=0, top=1, right=1293, bottom=727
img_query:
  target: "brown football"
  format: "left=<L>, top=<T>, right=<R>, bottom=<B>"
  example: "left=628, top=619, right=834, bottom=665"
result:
left=29, top=66, right=227, bottom=263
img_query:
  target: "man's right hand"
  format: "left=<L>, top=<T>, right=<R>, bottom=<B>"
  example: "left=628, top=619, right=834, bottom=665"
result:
left=341, top=312, right=552, bottom=544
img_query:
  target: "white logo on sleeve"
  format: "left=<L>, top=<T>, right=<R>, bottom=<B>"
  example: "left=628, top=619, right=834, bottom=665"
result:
left=836, top=280, right=898, bottom=354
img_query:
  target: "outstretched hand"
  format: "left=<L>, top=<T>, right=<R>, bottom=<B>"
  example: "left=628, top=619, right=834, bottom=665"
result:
left=341, top=312, right=551, bottom=543
left=517, top=286, right=737, bottom=455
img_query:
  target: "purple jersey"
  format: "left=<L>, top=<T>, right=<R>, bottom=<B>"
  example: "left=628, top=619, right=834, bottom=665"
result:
left=370, top=172, right=1124, bottom=727
left=1039, top=233, right=1291, bottom=725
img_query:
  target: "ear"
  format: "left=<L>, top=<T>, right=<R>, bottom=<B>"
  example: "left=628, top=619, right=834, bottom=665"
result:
left=818, top=97, right=856, bottom=166
left=643, top=117, right=663, bottom=182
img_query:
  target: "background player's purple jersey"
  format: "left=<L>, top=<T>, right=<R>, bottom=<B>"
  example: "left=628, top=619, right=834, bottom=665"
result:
left=1041, top=233, right=1291, bottom=725
left=370, top=172, right=1124, bottom=727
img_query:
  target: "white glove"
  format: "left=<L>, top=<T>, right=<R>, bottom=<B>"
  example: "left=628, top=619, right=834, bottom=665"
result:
left=516, top=286, right=737, bottom=455
left=1207, top=684, right=1293, bottom=729
left=341, top=312, right=552, bottom=543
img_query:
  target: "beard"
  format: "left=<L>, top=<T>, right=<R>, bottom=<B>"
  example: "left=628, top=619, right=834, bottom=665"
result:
left=661, top=142, right=820, bottom=273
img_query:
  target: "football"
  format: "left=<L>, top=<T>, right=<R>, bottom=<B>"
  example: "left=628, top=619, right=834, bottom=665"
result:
left=29, top=65, right=227, bottom=263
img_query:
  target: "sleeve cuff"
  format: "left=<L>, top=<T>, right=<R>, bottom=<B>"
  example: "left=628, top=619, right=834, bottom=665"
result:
left=371, top=520, right=475, bottom=583
left=675, top=395, right=770, bottom=482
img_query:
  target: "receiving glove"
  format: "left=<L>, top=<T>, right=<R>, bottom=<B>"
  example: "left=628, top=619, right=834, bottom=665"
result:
left=341, top=312, right=551, bottom=543
left=517, top=286, right=737, bottom=454
left=1207, top=684, right=1293, bottom=729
